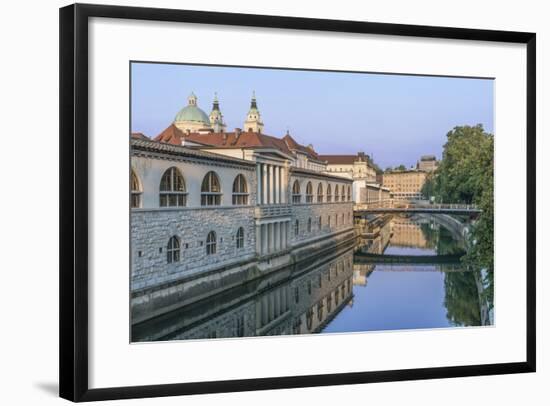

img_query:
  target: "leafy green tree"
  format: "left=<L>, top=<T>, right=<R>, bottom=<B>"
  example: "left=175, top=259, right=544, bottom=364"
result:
left=431, top=124, right=494, bottom=323
left=421, top=173, right=436, bottom=200
left=396, top=164, right=407, bottom=171
left=444, top=271, right=482, bottom=326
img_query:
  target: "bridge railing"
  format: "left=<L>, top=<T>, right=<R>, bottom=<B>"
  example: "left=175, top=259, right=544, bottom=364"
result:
left=354, top=200, right=478, bottom=211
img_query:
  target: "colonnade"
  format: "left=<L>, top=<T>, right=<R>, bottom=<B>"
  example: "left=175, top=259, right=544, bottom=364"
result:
left=256, top=162, right=287, bottom=205
left=256, top=285, right=290, bottom=329
left=256, top=220, right=290, bottom=255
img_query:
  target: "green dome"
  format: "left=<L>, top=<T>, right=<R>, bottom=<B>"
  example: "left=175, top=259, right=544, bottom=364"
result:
left=174, top=105, right=210, bottom=124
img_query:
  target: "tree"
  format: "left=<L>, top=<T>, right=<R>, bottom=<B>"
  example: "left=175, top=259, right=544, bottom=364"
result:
left=421, top=173, right=436, bottom=200
left=396, top=164, right=406, bottom=171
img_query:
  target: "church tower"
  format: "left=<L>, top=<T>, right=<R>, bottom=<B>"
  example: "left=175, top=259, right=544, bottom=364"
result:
left=243, top=91, right=264, bottom=133
left=209, top=93, right=226, bottom=132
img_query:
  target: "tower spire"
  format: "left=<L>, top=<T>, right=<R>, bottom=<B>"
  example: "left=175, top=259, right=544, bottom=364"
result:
left=244, top=91, right=264, bottom=133
left=209, top=92, right=226, bottom=132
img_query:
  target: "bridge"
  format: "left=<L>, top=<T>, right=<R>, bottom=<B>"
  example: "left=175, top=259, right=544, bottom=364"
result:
left=354, top=252, right=464, bottom=265
left=354, top=201, right=481, bottom=216
left=354, top=252, right=468, bottom=272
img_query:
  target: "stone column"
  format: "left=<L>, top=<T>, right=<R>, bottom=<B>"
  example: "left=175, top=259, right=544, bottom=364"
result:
left=278, top=167, right=282, bottom=204
left=274, top=222, right=280, bottom=252
left=273, top=166, right=279, bottom=204
left=269, top=292, right=275, bottom=322
left=274, top=290, right=280, bottom=318
left=255, top=224, right=261, bottom=254
left=262, top=295, right=268, bottom=327
left=256, top=163, right=262, bottom=205
left=265, top=223, right=273, bottom=254
left=268, top=165, right=274, bottom=204
left=279, top=221, right=284, bottom=250
left=256, top=302, right=261, bottom=329
left=281, top=167, right=287, bottom=203
left=262, top=164, right=268, bottom=205
left=261, top=224, right=268, bottom=255
left=269, top=222, right=275, bottom=253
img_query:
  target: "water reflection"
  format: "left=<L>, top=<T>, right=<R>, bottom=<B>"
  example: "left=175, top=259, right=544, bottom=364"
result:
left=132, top=214, right=493, bottom=341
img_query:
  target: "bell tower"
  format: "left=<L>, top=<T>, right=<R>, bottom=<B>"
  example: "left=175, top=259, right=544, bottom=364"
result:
left=209, top=93, right=226, bottom=132
left=243, top=91, right=264, bottom=133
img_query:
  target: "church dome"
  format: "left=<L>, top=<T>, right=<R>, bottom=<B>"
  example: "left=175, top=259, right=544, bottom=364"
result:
left=174, top=105, right=210, bottom=124
left=173, top=93, right=211, bottom=127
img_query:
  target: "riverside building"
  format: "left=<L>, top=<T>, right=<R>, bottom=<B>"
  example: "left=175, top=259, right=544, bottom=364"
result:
left=130, top=92, right=355, bottom=330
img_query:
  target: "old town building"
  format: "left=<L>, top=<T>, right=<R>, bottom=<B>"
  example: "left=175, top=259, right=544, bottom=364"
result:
left=318, top=152, right=379, bottom=203
left=382, top=169, right=427, bottom=200
left=130, top=92, right=355, bottom=326
left=417, top=154, right=439, bottom=172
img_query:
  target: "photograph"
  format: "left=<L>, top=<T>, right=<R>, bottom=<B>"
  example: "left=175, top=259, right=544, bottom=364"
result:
left=129, top=62, right=495, bottom=342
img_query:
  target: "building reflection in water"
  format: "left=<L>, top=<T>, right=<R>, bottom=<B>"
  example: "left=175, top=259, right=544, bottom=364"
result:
left=133, top=214, right=493, bottom=341
left=133, top=246, right=355, bottom=341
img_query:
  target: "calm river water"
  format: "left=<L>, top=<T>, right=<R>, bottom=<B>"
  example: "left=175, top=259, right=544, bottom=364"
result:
left=132, top=214, right=493, bottom=342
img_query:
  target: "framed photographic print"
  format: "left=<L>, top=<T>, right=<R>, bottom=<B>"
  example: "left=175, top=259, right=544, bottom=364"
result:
left=59, top=3, right=536, bottom=402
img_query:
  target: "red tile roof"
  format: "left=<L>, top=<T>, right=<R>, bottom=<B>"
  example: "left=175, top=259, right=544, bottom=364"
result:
left=153, top=125, right=327, bottom=158
left=317, top=155, right=357, bottom=164
left=131, top=132, right=149, bottom=140
left=282, top=134, right=319, bottom=160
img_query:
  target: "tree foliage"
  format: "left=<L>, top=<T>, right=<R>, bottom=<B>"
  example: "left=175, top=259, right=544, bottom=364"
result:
left=431, top=125, right=494, bottom=325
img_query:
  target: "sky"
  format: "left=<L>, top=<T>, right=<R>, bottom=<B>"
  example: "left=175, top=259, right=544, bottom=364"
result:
left=131, top=62, right=494, bottom=170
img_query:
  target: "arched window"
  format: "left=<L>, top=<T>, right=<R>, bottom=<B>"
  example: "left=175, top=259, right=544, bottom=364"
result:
left=201, top=171, right=221, bottom=206
left=347, top=185, right=352, bottom=201
left=206, top=231, right=217, bottom=255
left=294, top=219, right=299, bottom=236
left=307, top=218, right=312, bottom=233
left=305, top=181, right=313, bottom=203
left=317, top=183, right=324, bottom=203
left=131, top=170, right=141, bottom=208
left=160, top=167, right=187, bottom=207
left=326, top=184, right=332, bottom=202
left=318, top=216, right=322, bottom=230
left=335, top=185, right=340, bottom=202
left=232, top=174, right=248, bottom=205
left=236, top=227, right=244, bottom=249
left=328, top=215, right=331, bottom=228
left=167, top=236, right=180, bottom=263
left=335, top=214, right=338, bottom=226
left=292, top=180, right=301, bottom=204
left=327, top=294, right=332, bottom=312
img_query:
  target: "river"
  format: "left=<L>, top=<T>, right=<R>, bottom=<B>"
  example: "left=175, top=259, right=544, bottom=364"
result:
left=132, top=214, right=493, bottom=342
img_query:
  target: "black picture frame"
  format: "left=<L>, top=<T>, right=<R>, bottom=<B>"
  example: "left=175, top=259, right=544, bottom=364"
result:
left=59, top=3, right=536, bottom=402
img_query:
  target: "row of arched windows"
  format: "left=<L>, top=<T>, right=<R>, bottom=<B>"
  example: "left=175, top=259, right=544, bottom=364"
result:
left=292, top=180, right=351, bottom=204
left=293, top=212, right=353, bottom=237
left=131, top=167, right=249, bottom=208
left=164, top=228, right=245, bottom=264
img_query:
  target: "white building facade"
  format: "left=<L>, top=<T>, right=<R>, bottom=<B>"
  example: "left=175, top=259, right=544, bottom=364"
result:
left=130, top=93, right=355, bottom=327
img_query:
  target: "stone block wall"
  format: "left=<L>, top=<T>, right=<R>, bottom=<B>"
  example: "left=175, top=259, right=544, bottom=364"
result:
left=290, top=202, right=354, bottom=244
left=131, top=206, right=256, bottom=291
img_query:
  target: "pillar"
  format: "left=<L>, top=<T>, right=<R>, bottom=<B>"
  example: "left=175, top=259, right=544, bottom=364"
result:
left=279, top=221, right=284, bottom=250
left=256, top=163, right=262, bottom=205
left=274, top=166, right=279, bottom=204
left=269, top=222, right=275, bottom=253
left=255, top=224, right=261, bottom=254
left=268, top=165, right=274, bottom=204
left=274, top=222, right=280, bottom=252
left=278, top=167, right=283, bottom=204
left=262, top=164, right=267, bottom=204
left=261, top=224, right=268, bottom=255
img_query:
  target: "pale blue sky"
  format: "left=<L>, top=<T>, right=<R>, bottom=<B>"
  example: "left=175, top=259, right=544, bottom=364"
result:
left=131, top=62, right=494, bottom=169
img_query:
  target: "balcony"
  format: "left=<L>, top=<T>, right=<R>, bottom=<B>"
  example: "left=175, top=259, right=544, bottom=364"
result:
left=255, top=204, right=292, bottom=219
